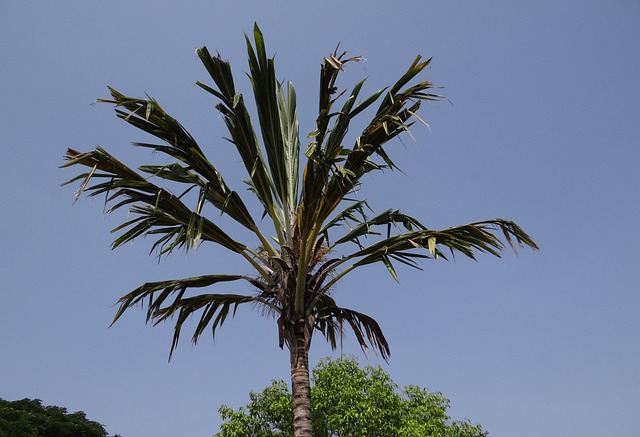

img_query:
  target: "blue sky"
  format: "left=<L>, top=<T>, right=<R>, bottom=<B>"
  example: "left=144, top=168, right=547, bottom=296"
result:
left=1, top=1, right=638, bottom=436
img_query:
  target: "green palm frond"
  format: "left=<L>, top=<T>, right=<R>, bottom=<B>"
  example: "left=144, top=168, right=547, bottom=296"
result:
left=292, top=51, right=446, bottom=320
left=319, top=199, right=371, bottom=244
left=246, top=24, right=300, bottom=216
left=63, top=25, right=537, bottom=368
left=323, top=219, right=538, bottom=288
left=330, top=209, right=427, bottom=249
left=322, top=57, right=442, bottom=201
left=61, top=148, right=248, bottom=255
left=297, top=54, right=445, bottom=282
left=300, top=50, right=368, bottom=242
left=314, top=295, right=390, bottom=360
left=96, top=87, right=258, bottom=232
left=111, top=274, right=273, bottom=358
left=195, top=46, right=281, bottom=244
left=276, top=81, right=301, bottom=214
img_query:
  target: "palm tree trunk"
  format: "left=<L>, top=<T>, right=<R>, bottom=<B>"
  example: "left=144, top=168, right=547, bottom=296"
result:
left=288, top=319, right=313, bottom=437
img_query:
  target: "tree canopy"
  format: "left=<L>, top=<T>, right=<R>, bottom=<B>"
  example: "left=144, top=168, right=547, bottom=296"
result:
left=63, top=23, right=536, bottom=436
left=215, top=357, right=487, bottom=437
left=0, top=398, right=116, bottom=437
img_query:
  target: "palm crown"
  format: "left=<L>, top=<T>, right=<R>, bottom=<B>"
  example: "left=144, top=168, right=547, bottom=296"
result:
left=62, top=24, right=537, bottom=436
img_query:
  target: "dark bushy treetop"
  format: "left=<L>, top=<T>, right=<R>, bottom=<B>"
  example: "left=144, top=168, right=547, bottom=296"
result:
left=215, top=357, right=487, bottom=437
left=0, top=398, right=117, bottom=437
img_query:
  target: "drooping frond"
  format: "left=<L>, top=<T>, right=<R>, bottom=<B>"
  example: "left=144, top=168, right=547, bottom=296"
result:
left=61, top=148, right=248, bottom=256
left=96, top=87, right=258, bottom=232
left=324, top=219, right=539, bottom=286
left=313, top=295, right=390, bottom=360
left=111, top=274, right=275, bottom=359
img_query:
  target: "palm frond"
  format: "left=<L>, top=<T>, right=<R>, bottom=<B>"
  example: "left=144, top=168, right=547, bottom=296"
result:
left=276, top=80, right=301, bottom=214
left=63, top=27, right=538, bottom=372
left=300, top=55, right=443, bottom=248
left=314, top=295, right=390, bottom=360
left=319, top=199, right=371, bottom=245
left=299, top=50, right=367, bottom=240
left=95, top=87, right=258, bottom=231
left=195, top=46, right=280, bottom=241
left=324, top=58, right=443, bottom=207
left=61, top=148, right=247, bottom=255
left=246, top=24, right=300, bottom=216
left=354, top=219, right=537, bottom=264
left=111, top=274, right=273, bottom=359
left=325, top=219, right=538, bottom=286
left=294, top=53, right=446, bottom=321
left=330, top=209, right=428, bottom=249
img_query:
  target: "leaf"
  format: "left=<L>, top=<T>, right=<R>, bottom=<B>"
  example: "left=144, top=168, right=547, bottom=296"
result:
left=110, top=274, right=272, bottom=359
left=63, top=28, right=538, bottom=372
left=61, top=147, right=248, bottom=256
left=427, top=236, right=436, bottom=256
left=196, top=46, right=277, bottom=229
left=314, top=296, right=391, bottom=361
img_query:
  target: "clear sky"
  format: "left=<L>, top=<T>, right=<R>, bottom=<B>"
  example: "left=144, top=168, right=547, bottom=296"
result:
left=1, top=1, right=638, bottom=436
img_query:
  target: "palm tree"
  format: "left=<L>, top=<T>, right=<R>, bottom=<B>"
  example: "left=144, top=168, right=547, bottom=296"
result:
left=62, top=24, right=537, bottom=437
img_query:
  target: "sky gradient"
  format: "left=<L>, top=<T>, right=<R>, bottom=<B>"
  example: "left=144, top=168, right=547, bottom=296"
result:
left=1, top=1, right=639, bottom=436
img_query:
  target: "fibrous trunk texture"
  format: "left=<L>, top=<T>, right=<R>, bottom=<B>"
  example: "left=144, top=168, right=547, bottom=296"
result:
left=289, top=319, right=313, bottom=437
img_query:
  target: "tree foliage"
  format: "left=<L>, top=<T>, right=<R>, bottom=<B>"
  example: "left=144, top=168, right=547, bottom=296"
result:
left=0, top=398, right=115, bottom=437
left=62, top=24, right=536, bottom=362
left=215, top=357, right=487, bottom=437
left=62, top=23, right=537, bottom=436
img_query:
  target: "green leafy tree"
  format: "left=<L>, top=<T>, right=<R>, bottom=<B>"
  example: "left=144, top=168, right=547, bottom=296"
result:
left=0, top=398, right=114, bottom=437
left=215, top=357, right=487, bottom=437
left=62, top=24, right=537, bottom=436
